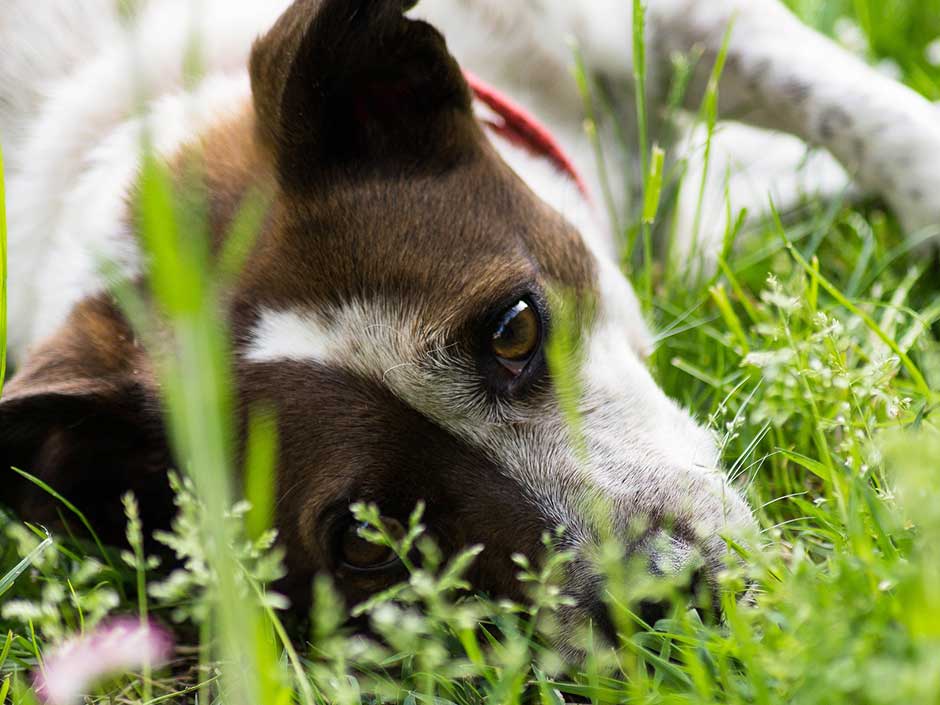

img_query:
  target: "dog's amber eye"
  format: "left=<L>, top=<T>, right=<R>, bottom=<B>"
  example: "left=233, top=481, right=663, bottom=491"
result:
left=339, top=518, right=405, bottom=572
left=491, top=300, right=541, bottom=374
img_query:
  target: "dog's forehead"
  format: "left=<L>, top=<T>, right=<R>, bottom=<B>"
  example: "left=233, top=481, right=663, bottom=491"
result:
left=194, top=105, right=654, bottom=429
left=237, top=144, right=599, bottom=333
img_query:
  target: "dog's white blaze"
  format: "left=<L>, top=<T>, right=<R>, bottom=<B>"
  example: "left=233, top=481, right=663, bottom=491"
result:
left=245, top=302, right=502, bottom=438
left=246, top=310, right=338, bottom=366
left=245, top=302, right=446, bottom=377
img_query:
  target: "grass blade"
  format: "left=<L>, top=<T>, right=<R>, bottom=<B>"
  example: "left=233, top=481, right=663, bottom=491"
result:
left=10, top=467, right=117, bottom=577
left=0, top=531, right=53, bottom=599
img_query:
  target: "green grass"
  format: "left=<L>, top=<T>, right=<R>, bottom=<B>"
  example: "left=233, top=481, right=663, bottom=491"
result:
left=2, top=1, right=940, bottom=703
left=785, top=0, right=940, bottom=98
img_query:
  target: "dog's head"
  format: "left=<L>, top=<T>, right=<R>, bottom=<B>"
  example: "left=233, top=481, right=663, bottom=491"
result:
left=0, top=0, right=754, bottom=648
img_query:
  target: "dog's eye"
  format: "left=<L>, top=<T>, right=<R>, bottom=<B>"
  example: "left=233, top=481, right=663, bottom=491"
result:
left=339, top=518, right=405, bottom=572
left=491, top=299, right=541, bottom=375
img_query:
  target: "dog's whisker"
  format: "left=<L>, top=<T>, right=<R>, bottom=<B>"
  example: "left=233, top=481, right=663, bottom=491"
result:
left=382, top=362, right=417, bottom=382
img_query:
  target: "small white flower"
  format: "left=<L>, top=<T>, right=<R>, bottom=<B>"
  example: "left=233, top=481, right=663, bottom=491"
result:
left=835, top=17, right=868, bottom=56
left=876, top=59, right=903, bottom=81
left=927, top=38, right=940, bottom=67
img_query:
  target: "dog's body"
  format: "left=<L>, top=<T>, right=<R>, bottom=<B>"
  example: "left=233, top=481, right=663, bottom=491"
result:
left=1, top=0, right=937, bottom=643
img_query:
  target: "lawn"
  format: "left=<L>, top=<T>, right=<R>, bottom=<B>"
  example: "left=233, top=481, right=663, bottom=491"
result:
left=2, top=1, right=940, bottom=703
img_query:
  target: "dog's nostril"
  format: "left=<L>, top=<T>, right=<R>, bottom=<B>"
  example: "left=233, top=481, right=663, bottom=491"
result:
left=689, top=566, right=710, bottom=600
left=637, top=598, right=671, bottom=628
left=633, top=566, right=720, bottom=631
left=589, top=601, right=619, bottom=645
left=687, top=567, right=725, bottom=622
left=588, top=596, right=670, bottom=644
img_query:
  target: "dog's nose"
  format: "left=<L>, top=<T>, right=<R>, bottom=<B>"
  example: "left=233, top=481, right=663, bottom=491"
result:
left=638, top=565, right=715, bottom=624
left=585, top=564, right=713, bottom=644
left=571, top=529, right=723, bottom=645
left=551, top=470, right=756, bottom=652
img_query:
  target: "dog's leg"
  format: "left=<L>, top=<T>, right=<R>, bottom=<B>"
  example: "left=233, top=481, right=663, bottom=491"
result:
left=551, top=0, right=940, bottom=238
left=419, top=0, right=940, bottom=246
left=646, top=0, right=940, bottom=238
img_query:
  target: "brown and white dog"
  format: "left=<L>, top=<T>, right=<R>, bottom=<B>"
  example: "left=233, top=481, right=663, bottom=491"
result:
left=1, top=0, right=937, bottom=642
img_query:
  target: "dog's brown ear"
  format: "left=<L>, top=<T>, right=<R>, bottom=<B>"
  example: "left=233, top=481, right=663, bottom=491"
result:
left=0, top=300, right=173, bottom=543
left=249, top=0, right=476, bottom=187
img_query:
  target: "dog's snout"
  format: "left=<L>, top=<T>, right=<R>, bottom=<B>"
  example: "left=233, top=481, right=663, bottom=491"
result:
left=585, top=570, right=717, bottom=648
left=563, top=526, right=728, bottom=648
left=588, top=569, right=715, bottom=643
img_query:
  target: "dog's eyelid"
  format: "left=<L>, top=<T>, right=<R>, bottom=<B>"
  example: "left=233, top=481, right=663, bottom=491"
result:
left=476, top=283, right=547, bottom=329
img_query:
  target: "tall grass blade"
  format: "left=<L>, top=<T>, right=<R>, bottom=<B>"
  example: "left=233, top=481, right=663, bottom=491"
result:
left=244, top=409, right=278, bottom=541
left=630, top=0, right=651, bottom=281
left=689, top=20, right=734, bottom=274
left=572, top=44, right=622, bottom=241
left=130, top=145, right=299, bottom=705
left=632, top=0, right=649, bottom=180
left=545, top=290, right=587, bottom=461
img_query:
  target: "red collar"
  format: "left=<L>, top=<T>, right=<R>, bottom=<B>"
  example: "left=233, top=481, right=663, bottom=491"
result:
left=464, top=71, right=591, bottom=200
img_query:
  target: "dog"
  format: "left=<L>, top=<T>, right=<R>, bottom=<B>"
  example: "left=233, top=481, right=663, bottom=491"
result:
left=2, top=0, right=936, bottom=646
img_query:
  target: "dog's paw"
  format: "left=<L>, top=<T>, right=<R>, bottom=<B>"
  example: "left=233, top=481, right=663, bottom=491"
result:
left=861, top=104, right=940, bottom=247
left=888, top=159, right=940, bottom=246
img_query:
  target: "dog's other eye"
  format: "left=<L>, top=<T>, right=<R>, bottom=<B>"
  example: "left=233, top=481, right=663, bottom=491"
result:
left=339, top=518, right=405, bottom=572
left=491, top=299, right=542, bottom=375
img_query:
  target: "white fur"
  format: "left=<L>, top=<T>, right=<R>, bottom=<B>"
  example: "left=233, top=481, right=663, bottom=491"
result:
left=649, top=0, right=940, bottom=236
left=673, top=121, right=853, bottom=268
left=3, top=0, right=290, bottom=360
left=246, top=310, right=338, bottom=367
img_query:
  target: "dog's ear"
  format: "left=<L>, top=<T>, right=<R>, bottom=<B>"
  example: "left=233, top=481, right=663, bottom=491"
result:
left=249, top=0, right=476, bottom=186
left=0, top=300, right=173, bottom=543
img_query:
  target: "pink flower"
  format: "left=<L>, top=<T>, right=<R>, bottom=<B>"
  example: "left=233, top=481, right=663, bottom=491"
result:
left=34, top=618, right=173, bottom=704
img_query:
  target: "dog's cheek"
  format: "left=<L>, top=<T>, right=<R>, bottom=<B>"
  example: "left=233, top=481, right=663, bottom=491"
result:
left=237, top=358, right=561, bottom=611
